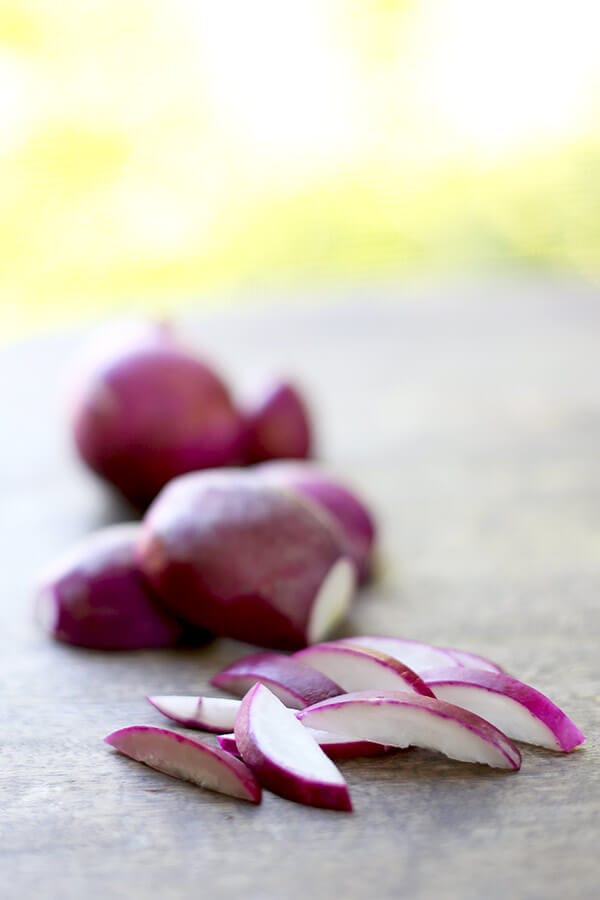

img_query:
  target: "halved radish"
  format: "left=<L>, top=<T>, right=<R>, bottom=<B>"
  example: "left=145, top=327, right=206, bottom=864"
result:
left=422, top=668, right=585, bottom=752
left=335, top=636, right=504, bottom=675
left=297, top=691, right=521, bottom=769
left=104, top=725, right=261, bottom=802
left=235, top=684, right=352, bottom=811
left=293, top=643, right=434, bottom=696
left=146, top=696, right=241, bottom=732
left=211, top=652, right=343, bottom=709
left=218, top=729, right=390, bottom=760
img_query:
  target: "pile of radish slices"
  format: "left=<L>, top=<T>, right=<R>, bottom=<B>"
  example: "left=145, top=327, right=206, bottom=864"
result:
left=105, top=635, right=585, bottom=813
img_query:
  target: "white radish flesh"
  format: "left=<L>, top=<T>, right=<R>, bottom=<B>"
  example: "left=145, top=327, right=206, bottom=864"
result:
left=146, top=696, right=241, bottom=732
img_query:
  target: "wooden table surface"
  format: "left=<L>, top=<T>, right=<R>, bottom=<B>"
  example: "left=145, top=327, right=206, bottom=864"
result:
left=2, top=279, right=599, bottom=900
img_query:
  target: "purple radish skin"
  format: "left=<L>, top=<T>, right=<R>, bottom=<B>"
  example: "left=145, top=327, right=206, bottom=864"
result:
left=146, top=696, right=241, bottom=733
left=235, top=684, right=353, bottom=811
left=219, top=729, right=390, bottom=761
left=245, top=381, right=312, bottom=464
left=335, top=636, right=504, bottom=675
left=298, top=690, right=521, bottom=770
left=422, top=668, right=585, bottom=752
left=104, top=725, right=261, bottom=802
left=293, top=643, right=434, bottom=697
left=211, top=652, right=343, bottom=709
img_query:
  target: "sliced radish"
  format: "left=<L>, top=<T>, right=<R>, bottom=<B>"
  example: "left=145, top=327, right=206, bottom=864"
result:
left=218, top=729, right=390, bottom=760
left=234, top=684, right=352, bottom=811
left=422, top=668, right=585, bottom=752
left=293, top=643, right=434, bottom=696
left=211, top=652, right=343, bottom=709
left=146, top=695, right=241, bottom=732
left=298, top=691, right=521, bottom=770
left=335, top=636, right=504, bottom=675
left=104, top=725, right=261, bottom=802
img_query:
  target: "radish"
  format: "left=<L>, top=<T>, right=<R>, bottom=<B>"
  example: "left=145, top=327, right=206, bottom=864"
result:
left=210, top=652, right=343, bottom=708
left=35, top=523, right=198, bottom=650
left=245, top=381, right=312, bottom=464
left=69, top=321, right=246, bottom=508
left=422, top=668, right=585, bottom=752
left=146, top=696, right=241, bottom=732
left=138, top=471, right=356, bottom=649
left=235, top=684, right=353, bottom=810
left=255, top=461, right=376, bottom=581
left=297, top=691, right=521, bottom=769
left=218, top=729, right=389, bottom=760
left=293, top=643, right=434, bottom=696
left=335, top=636, right=504, bottom=675
left=104, top=725, right=261, bottom=802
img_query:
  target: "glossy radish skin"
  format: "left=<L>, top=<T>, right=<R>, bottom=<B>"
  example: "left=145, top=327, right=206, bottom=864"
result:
left=336, top=636, right=504, bottom=675
left=138, top=472, right=355, bottom=650
left=422, top=668, right=585, bottom=752
left=293, top=643, right=434, bottom=697
left=70, top=323, right=246, bottom=508
left=104, top=725, right=261, bottom=802
left=245, top=382, right=312, bottom=464
left=146, top=696, right=241, bottom=732
left=255, top=462, right=376, bottom=581
left=211, top=652, right=343, bottom=709
left=35, top=523, right=196, bottom=650
left=235, top=684, right=352, bottom=811
left=219, top=729, right=389, bottom=760
left=298, top=691, right=521, bottom=770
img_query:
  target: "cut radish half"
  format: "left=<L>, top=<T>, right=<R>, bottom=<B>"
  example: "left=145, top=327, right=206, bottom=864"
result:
left=293, top=643, right=434, bottom=696
left=335, top=636, right=504, bottom=675
left=298, top=691, right=521, bottom=770
left=211, top=652, right=342, bottom=709
left=146, top=696, right=241, bottom=732
left=422, top=668, right=585, bottom=752
left=218, top=729, right=390, bottom=760
left=104, top=725, right=261, bottom=802
left=234, top=684, right=352, bottom=811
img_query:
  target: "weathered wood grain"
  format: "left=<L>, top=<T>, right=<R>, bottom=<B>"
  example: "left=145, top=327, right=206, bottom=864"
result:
left=1, top=279, right=598, bottom=900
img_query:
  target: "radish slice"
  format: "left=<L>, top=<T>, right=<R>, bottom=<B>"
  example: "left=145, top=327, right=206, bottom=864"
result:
left=211, top=652, right=343, bottom=709
left=104, top=725, right=261, bottom=802
left=293, top=643, right=434, bottom=696
left=422, top=668, right=585, bottom=752
left=335, top=636, right=504, bottom=674
left=235, top=684, right=352, bottom=811
left=146, top=696, right=241, bottom=733
left=298, top=691, right=521, bottom=770
left=218, top=729, right=390, bottom=760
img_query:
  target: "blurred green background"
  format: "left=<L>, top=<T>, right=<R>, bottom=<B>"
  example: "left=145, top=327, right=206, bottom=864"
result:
left=2, top=0, right=600, bottom=342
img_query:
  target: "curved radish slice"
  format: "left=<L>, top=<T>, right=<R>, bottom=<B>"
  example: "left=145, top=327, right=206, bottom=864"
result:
left=218, top=729, right=390, bottom=760
left=297, top=691, right=521, bottom=770
left=335, top=636, right=504, bottom=675
left=104, top=725, right=261, bottom=802
left=211, top=652, right=343, bottom=709
left=146, top=696, right=240, bottom=733
left=422, top=669, right=585, bottom=752
left=293, top=643, right=434, bottom=696
left=235, top=684, right=352, bottom=811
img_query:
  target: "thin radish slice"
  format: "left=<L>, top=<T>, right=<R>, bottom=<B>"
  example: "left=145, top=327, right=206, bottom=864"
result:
left=218, top=729, right=390, bottom=760
left=235, top=684, right=352, bottom=811
left=104, top=725, right=261, bottom=802
left=422, top=668, right=585, bottom=752
left=293, top=643, right=434, bottom=696
left=297, top=691, right=521, bottom=770
left=335, top=636, right=504, bottom=675
left=211, top=652, right=343, bottom=709
left=146, top=696, right=241, bottom=732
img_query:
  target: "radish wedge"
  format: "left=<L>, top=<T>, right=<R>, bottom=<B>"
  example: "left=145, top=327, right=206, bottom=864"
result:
left=422, top=668, right=585, bottom=752
left=335, top=636, right=504, bottom=675
left=104, top=725, right=261, bottom=802
left=211, top=652, right=343, bottom=709
left=298, top=691, right=521, bottom=770
left=218, top=729, right=390, bottom=760
left=235, top=684, right=352, bottom=811
left=146, top=696, right=241, bottom=733
left=293, top=643, right=434, bottom=696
